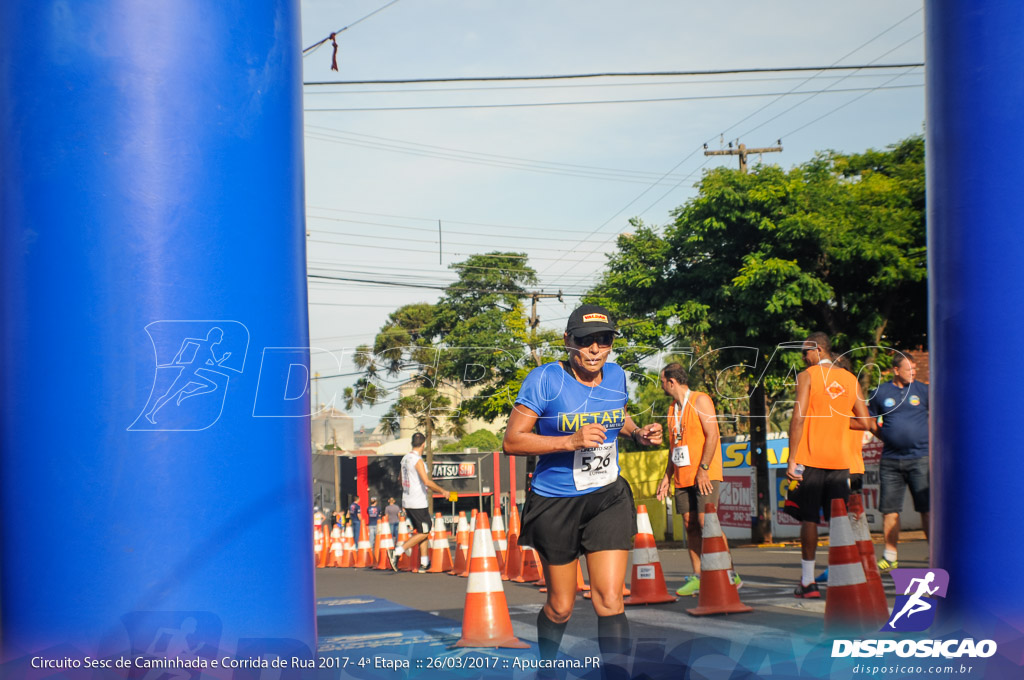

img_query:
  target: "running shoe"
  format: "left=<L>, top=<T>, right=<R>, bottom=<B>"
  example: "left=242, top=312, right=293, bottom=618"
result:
left=675, top=575, right=700, bottom=597
left=794, top=582, right=821, bottom=599
left=815, top=568, right=829, bottom=583
left=416, top=563, right=430, bottom=573
left=730, top=572, right=743, bottom=590
left=386, top=549, right=398, bottom=571
left=877, top=558, right=898, bottom=573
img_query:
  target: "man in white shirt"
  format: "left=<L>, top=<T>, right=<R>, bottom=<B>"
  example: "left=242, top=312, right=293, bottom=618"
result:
left=390, top=432, right=452, bottom=572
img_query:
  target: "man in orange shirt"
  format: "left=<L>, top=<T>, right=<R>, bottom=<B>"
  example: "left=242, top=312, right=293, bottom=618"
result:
left=787, top=333, right=873, bottom=598
left=655, top=363, right=738, bottom=596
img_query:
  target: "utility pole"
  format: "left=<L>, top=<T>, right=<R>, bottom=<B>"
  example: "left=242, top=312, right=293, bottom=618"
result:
left=704, top=142, right=783, bottom=174
left=705, top=141, right=782, bottom=545
left=527, top=290, right=563, bottom=366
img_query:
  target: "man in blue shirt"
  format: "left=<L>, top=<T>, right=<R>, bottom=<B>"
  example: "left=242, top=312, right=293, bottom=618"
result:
left=869, top=353, right=930, bottom=572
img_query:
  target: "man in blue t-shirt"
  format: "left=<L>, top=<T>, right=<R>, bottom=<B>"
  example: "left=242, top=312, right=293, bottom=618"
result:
left=869, top=352, right=930, bottom=572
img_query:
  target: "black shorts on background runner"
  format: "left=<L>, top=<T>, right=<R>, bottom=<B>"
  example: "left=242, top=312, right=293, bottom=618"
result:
left=518, top=476, right=636, bottom=565
left=796, top=466, right=850, bottom=523
left=404, top=507, right=430, bottom=534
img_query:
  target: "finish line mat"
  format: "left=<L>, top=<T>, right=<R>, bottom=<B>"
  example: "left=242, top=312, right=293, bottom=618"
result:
left=317, top=597, right=560, bottom=679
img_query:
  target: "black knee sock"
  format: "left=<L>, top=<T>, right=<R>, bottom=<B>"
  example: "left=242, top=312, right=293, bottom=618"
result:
left=597, top=613, right=631, bottom=680
left=537, top=609, right=569, bottom=661
left=597, top=612, right=630, bottom=656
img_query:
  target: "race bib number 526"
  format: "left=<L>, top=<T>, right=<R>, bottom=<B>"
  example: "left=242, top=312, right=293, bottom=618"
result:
left=573, top=441, right=618, bottom=491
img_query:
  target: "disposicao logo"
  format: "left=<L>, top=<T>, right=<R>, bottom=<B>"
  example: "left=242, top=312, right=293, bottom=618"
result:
left=832, top=568, right=998, bottom=659
left=883, top=568, right=948, bottom=632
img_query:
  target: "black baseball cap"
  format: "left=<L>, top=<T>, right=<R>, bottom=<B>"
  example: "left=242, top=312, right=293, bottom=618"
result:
left=565, top=304, right=617, bottom=335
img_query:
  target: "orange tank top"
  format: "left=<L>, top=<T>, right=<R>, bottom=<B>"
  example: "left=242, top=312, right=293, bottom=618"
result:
left=847, top=429, right=865, bottom=475
left=668, top=391, right=722, bottom=487
left=794, top=362, right=859, bottom=470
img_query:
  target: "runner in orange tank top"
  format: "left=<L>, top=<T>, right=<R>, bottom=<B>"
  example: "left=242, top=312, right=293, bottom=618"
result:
left=787, top=332, right=873, bottom=599
left=655, top=363, right=738, bottom=596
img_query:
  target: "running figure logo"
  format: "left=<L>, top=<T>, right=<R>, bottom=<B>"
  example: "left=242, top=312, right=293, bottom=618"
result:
left=882, top=568, right=950, bottom=632
left=129, top=321, right=249, bottom=431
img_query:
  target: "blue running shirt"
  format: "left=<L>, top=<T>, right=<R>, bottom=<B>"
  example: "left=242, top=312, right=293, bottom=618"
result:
left=514, top=361, right=628, bottom=497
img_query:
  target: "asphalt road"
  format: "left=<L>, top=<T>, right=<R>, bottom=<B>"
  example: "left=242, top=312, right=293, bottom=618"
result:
left=315, top=533, right=929, bottom=667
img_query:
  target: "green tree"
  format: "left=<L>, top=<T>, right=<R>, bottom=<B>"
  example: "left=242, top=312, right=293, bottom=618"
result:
left=343, top=253, right=562, bottom=508
left=592, top=135, right=926, bottom=424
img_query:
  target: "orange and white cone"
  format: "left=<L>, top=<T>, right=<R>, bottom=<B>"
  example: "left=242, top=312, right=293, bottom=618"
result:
left=314, top=529, right=326, bottom=568
left=450, top=512, right=471, bottom=576
left=453, top=513, right=529, bottom=649
left=374, top=519, right=396, bottom=570
left=848, top=494, right=889, bottom=623
left=372, top=518, right=383, bottom=563
left=327, top=525, right=345, bottom=568
left=353, top=521, right=373, bottom=569
left=317, top=524, right=331, bottom=568
left=512, top=545, right=542, bottom=583
left=492, top=508, right=509, bottom=571
left=624, top=505, right=676, bottom=605
left=339, top=522, right=355, bottom=568
left=394, top=518, right=411, bottom=570
left=825, top=498, right=883, bottom=632
left=687, top=503, right=752, bottom=616
left=426, top=513, right=454, bottom=573
left=503, top=505, right=523, bottom=581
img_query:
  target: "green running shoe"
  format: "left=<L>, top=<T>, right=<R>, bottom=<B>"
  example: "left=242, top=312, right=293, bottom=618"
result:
left=877, top=558, right=898, bottom=573
left=730, top=571, right=743, bottom=590
left=675, top=575, right=700, bottom=597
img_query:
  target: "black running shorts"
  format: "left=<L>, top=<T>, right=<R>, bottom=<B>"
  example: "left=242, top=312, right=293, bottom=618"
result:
left=796, top=466, right=850, bottom=523
left=518, top=476, right=637, bottom=565
left=404, top=507, right=431, bottom=534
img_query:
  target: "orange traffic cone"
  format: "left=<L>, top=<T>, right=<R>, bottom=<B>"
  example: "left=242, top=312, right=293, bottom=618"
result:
left=825, top=498, right=882, bottom=632
left=848, top=494, right=889, bottom=623
left=450, top=512, right=471, bottom=576
left=374, top=520, right=396, bottom=570
left=372, top=518, right=383, bottom=563
left=314, top=528, right=326, bottom=568
left=453, top=513, right=529, bottom=649
left=492, top=508, right=508, bottom=571
left=426, top=513, right=454, bottom=573
left=317, top=524, right=330, bottom=568
left=624, top=505, right=676, bottom=605
left=394, top=518, right=411, bottom=569
left=687, top=504, right=752, bottom=616
left=353, top=521, right=373, bottom=568
left=327, top=525, right=345, bottom=568
left=339, top=521, right=355, bottom=568
left=512, top=545, right=542, bottom=583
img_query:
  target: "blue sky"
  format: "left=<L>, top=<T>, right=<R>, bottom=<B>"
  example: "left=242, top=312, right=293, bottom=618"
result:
left=298, top=0, right=925, bottom=422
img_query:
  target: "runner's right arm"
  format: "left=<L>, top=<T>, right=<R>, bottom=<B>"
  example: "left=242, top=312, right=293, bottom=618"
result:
left=503, top=404, right=607, bottom=455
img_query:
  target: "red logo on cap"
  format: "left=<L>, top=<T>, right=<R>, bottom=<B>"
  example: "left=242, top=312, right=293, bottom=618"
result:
left=582, top=313, right=609, bottom=323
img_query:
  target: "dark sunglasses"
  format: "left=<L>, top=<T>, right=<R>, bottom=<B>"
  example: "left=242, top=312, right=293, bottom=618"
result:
left=573, top=332, right=614, bottom=347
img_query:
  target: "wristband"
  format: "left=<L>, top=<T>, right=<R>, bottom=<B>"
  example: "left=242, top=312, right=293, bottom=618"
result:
left=631, top=428, right=642, bottom=444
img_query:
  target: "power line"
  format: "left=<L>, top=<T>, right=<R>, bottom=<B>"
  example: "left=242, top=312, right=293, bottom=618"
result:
left=306, top=125, right=697, bottom=183
left=541, top=10, right=924, bottom=288
left=302, top=62, right=924, bottom=86
left=307, top=273, right=586, bottom=297
left=303, top=0, right=405, bottom=55
left=303, top=70, right=923, bottom=96
left=303, top=83, right=923, bottom=113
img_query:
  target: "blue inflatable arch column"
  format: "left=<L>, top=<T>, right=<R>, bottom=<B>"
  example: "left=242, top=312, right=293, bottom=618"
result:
left=1, top=0, right=315, bottom=662
left=927, top=1, right=1024, bottom=627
